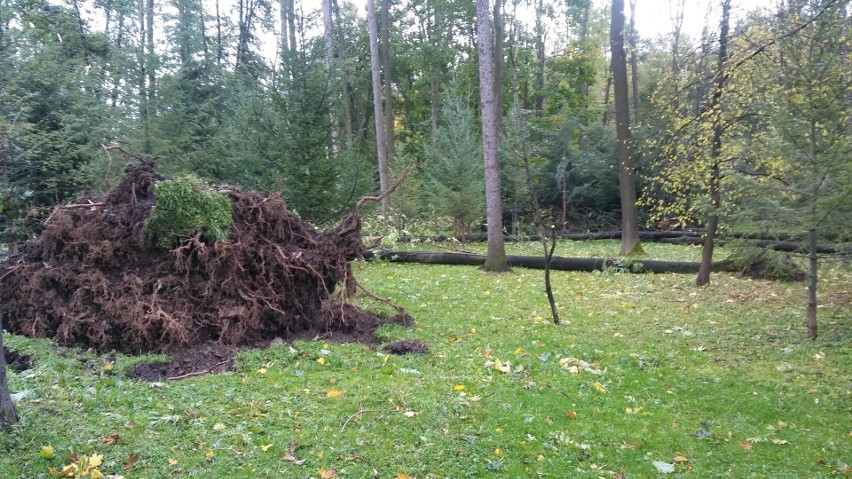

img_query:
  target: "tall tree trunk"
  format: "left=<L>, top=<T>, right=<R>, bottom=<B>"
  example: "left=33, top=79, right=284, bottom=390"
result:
left=610, top=0, right=641, bottom=255
left=534, top=0, right=544, bottom=118
left=493, top=0, right=504, bottom=131
left=287, top=0, right=296, bottom=58
left=138, top=0, right=151, bottom=153
left=628, top=0, right=640, bottom=125
left=0, top=313, right=17, bottom=429
left=332, top=0, right=354, bottom=143
left=322, top=0, right=339, bottom=155
left=431, top=71, right=440, bottom=137
left=381, top=0, right=394, bottom=164
left=602, top=65, right=612, bottom=125
left=670, top=0, right=685, bottom=110
left=696, top=0, right=730, bottom=286
left=146, top=0, right=155, bottom=110
left=476, top=0, right=510, bottom=272
left=280, top=0, right=289, bottom=53
left=368, top=0, right=390, bottom=217
left=215, top=0, right=223, bottom=64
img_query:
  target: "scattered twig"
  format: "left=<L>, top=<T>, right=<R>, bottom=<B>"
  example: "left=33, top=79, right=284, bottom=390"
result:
left=341, top=408, right=387, bottom=431
left=355, top=281, right=406, bottom=315
left=102, top=145, right=150, bottom=163
left=166, top=359, right=231, bottom=380
left=355, top=161, right=415, bottom=213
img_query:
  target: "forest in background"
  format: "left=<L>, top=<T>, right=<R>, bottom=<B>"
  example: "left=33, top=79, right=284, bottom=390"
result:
left=0, top=0, right=848, bottom=246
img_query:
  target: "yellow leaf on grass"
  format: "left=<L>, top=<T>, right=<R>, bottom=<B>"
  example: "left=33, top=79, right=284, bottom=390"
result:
left=257, top=367, right=268, bottom=374
left=316, top=357, right=326, bottom=365
left=326, top=389, right=343, bottom=398
left=89, top=453, right=104, bottom=468
left=213, top=422, right=226, bottom=431
left=565, top=410, right=577, bottom=419
left=168, top=458, right=179, bottom=465
left=493, top=359, right=510, bottom=373
left=593, top=382, right=608, bottom=394
left=319, top=467, right=339, bottom=478
left=453, top=384, right=465, bottom=391
left=673, top=455, right=689, bottom=463
left=204, top=450, right=215, bottom=460
left=40, top=445, right=55, bottom=459
left=90, top=469, right=104, bottom=479
left=396, top=474, right=413, bottom=479
left=261, top=444, right=273, bottom=452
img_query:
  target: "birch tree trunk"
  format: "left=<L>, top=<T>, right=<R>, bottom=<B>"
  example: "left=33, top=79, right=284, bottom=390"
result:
left=381, top=0, right=394, bottom=163
left=629, top=0, right=640, bottom=125
left=368, top=0, right=390, bottom=217
left=610, top=0, right=642, bottom=255
left=322, top=0, right=339, bottom=155
left=476, top=0, right=510, bottom=272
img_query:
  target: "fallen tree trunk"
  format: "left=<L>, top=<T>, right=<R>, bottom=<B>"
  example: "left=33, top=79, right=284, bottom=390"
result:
left=659, top=237, right=851, bottom=254
left=363, top=250, right=701, bottom=274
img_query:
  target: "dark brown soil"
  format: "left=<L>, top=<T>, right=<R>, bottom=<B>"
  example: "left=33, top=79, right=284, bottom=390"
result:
left=2, top=347, right=32, bottom=372
left=0, top=161, right=408, bottom=363
left=382, top=339, right=429, bottom=355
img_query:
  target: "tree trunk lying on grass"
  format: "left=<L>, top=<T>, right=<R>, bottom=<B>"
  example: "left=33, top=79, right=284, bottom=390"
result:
left=363, top=250, right=701, bottom=274
left=659, top=237, right=851, bottom=254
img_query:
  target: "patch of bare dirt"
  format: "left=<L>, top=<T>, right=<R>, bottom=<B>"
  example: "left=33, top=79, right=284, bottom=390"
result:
left=3, top=346, right=32, bottom=372
left=382, top=339, right=429, bottom=355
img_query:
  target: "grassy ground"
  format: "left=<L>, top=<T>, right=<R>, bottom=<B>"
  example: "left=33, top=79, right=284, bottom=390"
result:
left=1, top=243, right=849, bottom=478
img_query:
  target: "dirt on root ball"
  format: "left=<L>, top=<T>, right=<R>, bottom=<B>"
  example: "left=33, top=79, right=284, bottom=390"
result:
left=0, top=161, right=409, bottom=358
left=382, top=339, right=429, bottom=355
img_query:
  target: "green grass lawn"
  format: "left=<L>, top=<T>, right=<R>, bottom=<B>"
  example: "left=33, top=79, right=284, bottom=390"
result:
left=1, top=244, right=849, bottom=478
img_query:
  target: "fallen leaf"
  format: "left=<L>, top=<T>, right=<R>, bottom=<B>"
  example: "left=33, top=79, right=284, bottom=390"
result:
left=740, top=441, right=752, bottom=450
left=673, top=455, right=689, bottom=463
left=204, top=450, right=214, bottom=460
left=403, top=411, right=417, bottom=417
left=40, top=445, right=55, bottom=459
left=167, top=458, right=178, bottom=466
left=396, top=474, right=413, bottom=479
left=565, top=410, right=577, bottom=419
left=316, top=357, right=326, bottom=365
left=319, top=467, right=339, bottom=478
left=123, top=453, right=139, bottom=470
left=257, top=367, right=268, bottom=374
left=260, top=444, right=273, bottom=452
left=771, top=439, right=789, bottom=445
left=653, top=461, right=675, bottom=474
left=89, top=453, right=104, bottom=468
left=447, top=335, right=461, bottom=342
left=453, top=385, right=465, bottom=391
left=326, top=389, right=343, bottom=398
left=101, top=434, right=121, bottom=444
left=213, top=422, right=226, bottom=431
left=593, top=382, right=608, bottom=394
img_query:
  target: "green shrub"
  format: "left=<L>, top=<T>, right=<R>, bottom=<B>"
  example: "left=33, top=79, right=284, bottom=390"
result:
left=144, top=175, right=233, bottom=248
left=716, top=247, right=806, bottom=282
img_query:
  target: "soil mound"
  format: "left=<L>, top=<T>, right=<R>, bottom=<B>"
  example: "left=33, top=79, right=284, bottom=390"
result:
left=382, top=339, right=429, bottom=355
left=0, top=161, right=393, bottom=354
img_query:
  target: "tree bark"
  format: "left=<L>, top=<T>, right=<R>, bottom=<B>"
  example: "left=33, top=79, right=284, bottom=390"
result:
left=476, top=0, right=510, bottom=272
left=322, top=0, right=339, bottom=155
left=629, top=0, right=640, bottom=125
left=696, top=0, right=730, bottom=286
left=368, top=0, right=390, bottom=217
left=602, top=65, right=612, bottom=125
left=381, top=0, right=394, bottom=164
left=610, top=0, right=642, bottom=255
left=493, top=0, right=504, bottom=131
left=287, top=0, right=297, bottom=56
left=0, top=313, right=17, bottom=429
left=534, top=0, right=545, bottom=118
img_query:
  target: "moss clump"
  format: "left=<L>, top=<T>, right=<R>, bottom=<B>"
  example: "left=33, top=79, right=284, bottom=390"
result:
left=144, top=175, right=233, bottom=248
left=717, top=247, right=805, bottom=282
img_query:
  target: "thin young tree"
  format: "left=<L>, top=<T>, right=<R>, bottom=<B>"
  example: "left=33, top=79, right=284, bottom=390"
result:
left=695, top=0, right=730, bottom=286
left=368, top=0, right=390, bottom=217
left=476, top=0, right=510, bottom=272
left=610, top=0, right=642, bottom=255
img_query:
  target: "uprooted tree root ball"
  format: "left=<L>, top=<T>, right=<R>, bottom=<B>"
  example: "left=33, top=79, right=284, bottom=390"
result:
left=0, top=161, right=411, bottom=355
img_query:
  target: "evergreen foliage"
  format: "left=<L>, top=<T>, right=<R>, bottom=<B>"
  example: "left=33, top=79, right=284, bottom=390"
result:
left=144, top=176, right=233, bottom=248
